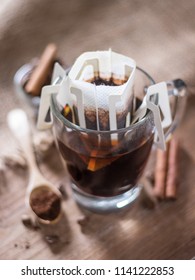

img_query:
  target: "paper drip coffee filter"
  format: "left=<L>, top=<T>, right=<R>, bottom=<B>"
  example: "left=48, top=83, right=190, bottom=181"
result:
left=37, top=50, right=172, bottom=150
left=66, top=50, right=136, bottom=131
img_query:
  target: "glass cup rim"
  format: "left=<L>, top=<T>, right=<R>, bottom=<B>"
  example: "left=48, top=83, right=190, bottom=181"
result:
left=50, top=66, right=156, bottom=135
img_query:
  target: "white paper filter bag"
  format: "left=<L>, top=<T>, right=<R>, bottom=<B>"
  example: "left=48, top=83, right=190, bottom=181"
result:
left=68, top=50, right=136, bottom=130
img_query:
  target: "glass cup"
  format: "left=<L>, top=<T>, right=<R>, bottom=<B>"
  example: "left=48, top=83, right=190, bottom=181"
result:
left=38, top=67, right=187, bottom=213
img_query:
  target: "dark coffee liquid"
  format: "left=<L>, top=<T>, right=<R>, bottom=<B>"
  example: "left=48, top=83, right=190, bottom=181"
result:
left=57, top=136, right=153, bottom=197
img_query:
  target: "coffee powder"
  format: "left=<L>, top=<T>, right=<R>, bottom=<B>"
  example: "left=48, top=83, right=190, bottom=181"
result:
left=30, top=188, right=61, bottom=221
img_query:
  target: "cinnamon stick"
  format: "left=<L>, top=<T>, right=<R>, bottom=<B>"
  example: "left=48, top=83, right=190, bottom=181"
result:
left=165, top=137, right=179, bottom=200
left=25, top=43, right=57, bottom=96
left=153, top=142, right=170, bottom=200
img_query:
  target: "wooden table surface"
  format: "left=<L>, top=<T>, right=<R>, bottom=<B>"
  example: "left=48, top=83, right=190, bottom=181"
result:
left=0, top=0, right=195, bottom=260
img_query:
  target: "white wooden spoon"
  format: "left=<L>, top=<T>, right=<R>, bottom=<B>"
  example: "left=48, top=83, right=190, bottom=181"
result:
left=7, top=109, right=62, bottom=224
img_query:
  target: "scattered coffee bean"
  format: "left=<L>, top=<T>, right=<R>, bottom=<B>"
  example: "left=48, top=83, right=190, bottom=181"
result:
left=25, top=242, right=30, bottom=249
left=77, top=216, right=89, bottom=227
left=21, top=214, right=34, bottom=228
left=45, top=235, right=59, bottom=244
left=58, top=184, right=68, bottom=199
left=3, top=153, right=27, bottom=169
left=21, top=214, right=40, bottom=230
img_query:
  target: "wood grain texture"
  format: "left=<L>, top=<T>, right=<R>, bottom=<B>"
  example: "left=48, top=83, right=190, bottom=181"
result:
left=0, top=0, right=195, bottom=260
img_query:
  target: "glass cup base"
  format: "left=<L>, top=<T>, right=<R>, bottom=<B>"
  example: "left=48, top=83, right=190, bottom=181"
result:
left=71, top=184, right=141, bottom=214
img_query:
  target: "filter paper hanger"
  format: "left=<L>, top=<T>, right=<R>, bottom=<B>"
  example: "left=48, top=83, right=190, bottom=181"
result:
left=131, top=82, right=172, bottom=150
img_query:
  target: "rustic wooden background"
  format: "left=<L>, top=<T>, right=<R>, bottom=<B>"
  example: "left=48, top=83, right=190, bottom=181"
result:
left=0, top=0, right=195, bottom=260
